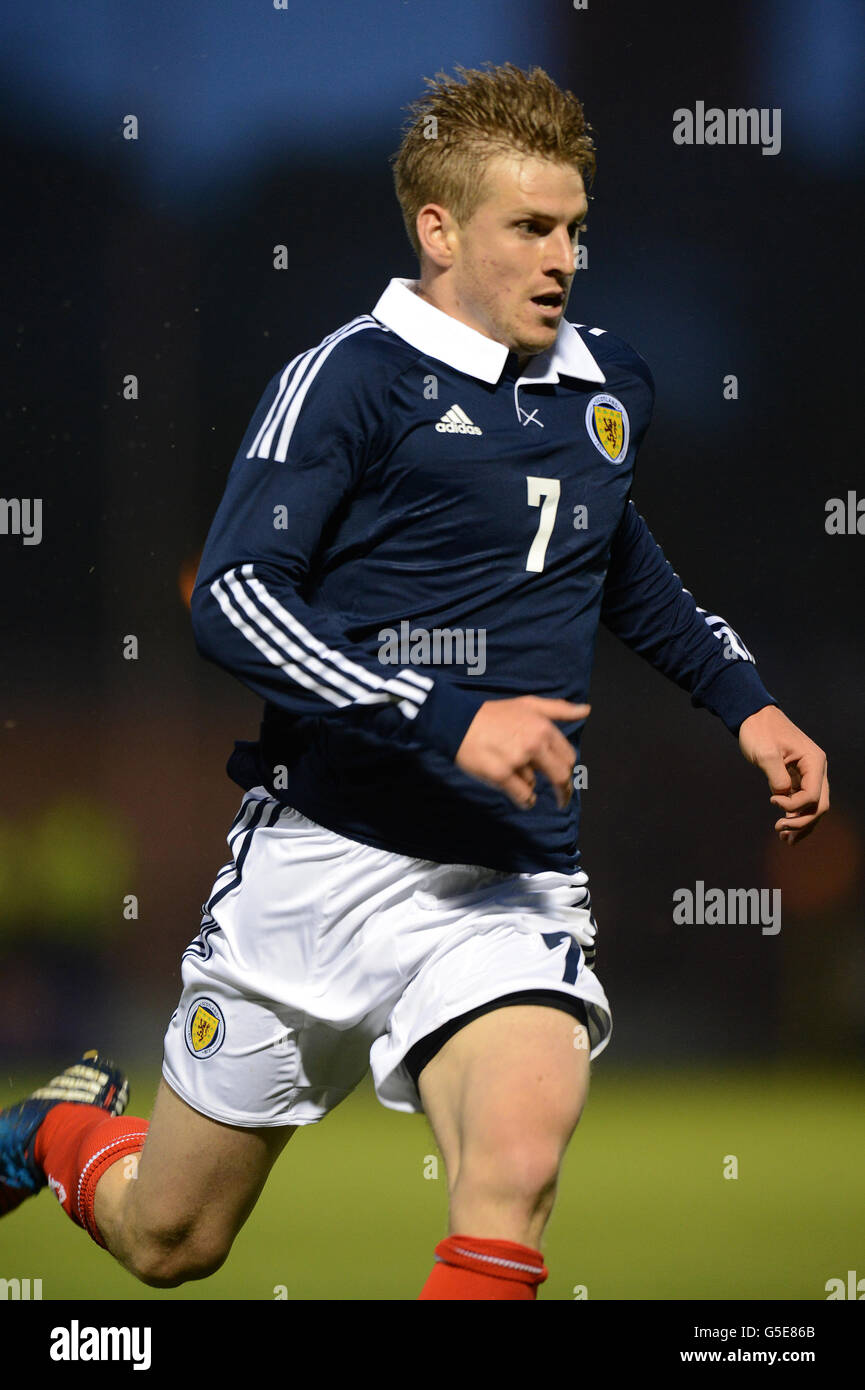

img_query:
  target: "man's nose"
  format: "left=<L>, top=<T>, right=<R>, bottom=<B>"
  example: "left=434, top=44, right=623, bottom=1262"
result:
left=548, top=226, right=576, bottom=276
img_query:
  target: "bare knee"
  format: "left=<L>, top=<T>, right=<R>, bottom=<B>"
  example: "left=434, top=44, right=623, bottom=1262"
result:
left=453, top=1137, right=564, bottom=1223
left=123, top=1219, right=233, bottom=1289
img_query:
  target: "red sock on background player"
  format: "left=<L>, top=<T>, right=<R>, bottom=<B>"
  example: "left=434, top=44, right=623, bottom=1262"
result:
left=34, top=1105, right=148, bottom=1248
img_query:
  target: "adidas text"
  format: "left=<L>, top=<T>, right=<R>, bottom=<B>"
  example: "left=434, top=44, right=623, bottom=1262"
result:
left=435, top=404, right=482, bottom=435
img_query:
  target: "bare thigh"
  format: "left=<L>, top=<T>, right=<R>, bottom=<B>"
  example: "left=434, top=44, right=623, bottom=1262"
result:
left=418, top=1004, right=590, bottom=1245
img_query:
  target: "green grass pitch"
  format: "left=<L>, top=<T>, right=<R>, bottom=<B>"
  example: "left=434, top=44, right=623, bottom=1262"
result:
left=2, top=1063, right=862, bottom=1300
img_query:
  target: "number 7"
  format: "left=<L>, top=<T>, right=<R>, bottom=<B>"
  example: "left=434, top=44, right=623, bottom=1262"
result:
left=525, top=476, right=561, bottom=572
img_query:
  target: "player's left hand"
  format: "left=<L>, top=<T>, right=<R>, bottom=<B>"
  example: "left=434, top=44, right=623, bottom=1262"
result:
left=737, top=705, right=829, bottom=845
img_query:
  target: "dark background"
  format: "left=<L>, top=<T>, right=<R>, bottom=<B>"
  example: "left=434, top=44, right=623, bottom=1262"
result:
left=2, top=0, right=863, bottom=1071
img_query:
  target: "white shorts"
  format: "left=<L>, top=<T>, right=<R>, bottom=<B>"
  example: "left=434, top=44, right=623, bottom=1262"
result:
left=162, top=787, right=612, bottom=1127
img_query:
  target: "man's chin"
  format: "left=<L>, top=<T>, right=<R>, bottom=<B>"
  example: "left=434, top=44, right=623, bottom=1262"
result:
left=511, top=327, right=559, bottom=359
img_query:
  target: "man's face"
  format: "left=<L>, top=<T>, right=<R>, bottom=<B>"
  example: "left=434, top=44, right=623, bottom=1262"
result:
left=435, top=152, right=588, bottom=362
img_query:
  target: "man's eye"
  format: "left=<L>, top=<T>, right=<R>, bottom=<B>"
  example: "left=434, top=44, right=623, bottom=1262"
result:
left=516, top=220, right=587, bottom=237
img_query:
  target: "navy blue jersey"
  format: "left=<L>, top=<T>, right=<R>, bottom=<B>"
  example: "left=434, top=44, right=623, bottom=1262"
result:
left=191, top=278, right=775, bottom=873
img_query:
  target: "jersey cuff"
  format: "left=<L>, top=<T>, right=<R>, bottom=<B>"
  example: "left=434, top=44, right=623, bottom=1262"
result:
left=693, top=661, right=777, bottom=736
left=410, top=678, right=487, bottom=760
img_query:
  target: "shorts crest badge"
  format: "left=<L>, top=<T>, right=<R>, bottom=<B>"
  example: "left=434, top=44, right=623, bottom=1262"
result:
left=185, top=998, right=225, bottom=1058
left=585, top=393, right=629, bottom=463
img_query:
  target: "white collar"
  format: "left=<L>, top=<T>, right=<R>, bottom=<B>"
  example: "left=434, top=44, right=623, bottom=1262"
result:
left=371, top=277, right=606, bottom=387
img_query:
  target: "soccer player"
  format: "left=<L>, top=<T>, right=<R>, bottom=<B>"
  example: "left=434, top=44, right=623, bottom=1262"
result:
left=1, top=63, right=828, bottom=1300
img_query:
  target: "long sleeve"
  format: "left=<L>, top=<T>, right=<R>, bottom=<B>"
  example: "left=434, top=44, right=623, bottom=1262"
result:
left=600, top=499, right=776, bottom=733
left=190, top=330, right=485, bottom=760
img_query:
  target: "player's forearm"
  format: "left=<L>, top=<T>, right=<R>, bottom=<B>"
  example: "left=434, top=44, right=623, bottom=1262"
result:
left=190, top=564, right=485, bottom=759
left=601, top=501, right=776, bottom=733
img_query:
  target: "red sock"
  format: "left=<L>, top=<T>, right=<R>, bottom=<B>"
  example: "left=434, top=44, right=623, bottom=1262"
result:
left=33, top=1104, right=149, bottom=1248
left=418, top=1234, right=548, bottom=1300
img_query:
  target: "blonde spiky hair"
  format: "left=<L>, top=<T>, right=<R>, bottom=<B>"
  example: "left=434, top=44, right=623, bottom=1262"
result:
left=390, top=61, right=596, bottom=262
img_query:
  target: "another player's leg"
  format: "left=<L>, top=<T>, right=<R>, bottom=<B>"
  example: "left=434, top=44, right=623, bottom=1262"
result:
left=416, top=1003, right=590, bottom=1300
left=93, top=1078, right=295, bottom=1287
left=0, top=1051, right=131, bottom=1218
left=1, top=1054, right=295, bottom=1289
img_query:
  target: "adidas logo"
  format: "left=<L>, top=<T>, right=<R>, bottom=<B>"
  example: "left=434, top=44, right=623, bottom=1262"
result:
left=435, top=404, right=483, bottom=435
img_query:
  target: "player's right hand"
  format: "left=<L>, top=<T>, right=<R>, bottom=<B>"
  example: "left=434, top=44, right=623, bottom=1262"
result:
left=455, top=697, right=590, bottom=811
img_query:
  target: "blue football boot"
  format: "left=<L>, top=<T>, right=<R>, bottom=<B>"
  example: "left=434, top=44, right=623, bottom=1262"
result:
left=0, top=1050, right=129, bottom=1215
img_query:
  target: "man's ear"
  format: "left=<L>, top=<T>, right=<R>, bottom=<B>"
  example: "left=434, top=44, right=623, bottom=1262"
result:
left=416, top=203, right=457, bottom=270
